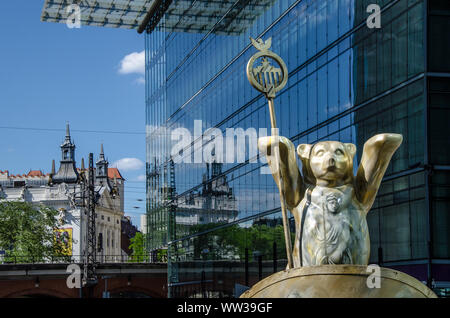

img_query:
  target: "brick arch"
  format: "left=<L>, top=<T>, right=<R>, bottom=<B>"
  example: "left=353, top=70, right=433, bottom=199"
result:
left=5, top=288, right=74, bottom=298
left=106, top=286, right=161, bottom=298
left=92, top=276, right=167, bottom=298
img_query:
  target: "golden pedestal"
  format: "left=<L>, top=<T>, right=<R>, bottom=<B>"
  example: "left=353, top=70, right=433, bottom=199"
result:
left=240, top=265, right=437, bottom=298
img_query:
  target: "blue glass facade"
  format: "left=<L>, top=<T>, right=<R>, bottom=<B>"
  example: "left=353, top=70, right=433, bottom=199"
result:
left=145, top=0, right=450, bottom=297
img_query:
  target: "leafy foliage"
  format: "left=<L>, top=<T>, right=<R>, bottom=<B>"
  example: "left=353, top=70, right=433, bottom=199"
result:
left=129, top=232, right=168, bottom=263
left=184, top=222, right=292, bottom=261
left=0, top=201, right=64, bottom=262
left=129, top=232, right=148, bottom=262
left=156, top=248, right=168, bottom=262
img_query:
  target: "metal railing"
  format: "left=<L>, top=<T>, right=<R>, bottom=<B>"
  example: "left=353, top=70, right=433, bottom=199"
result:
left=0, top=255, right=161, bottom=265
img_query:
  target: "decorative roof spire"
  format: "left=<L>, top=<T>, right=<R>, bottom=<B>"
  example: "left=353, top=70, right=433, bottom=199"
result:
left=61, top=122, right=75, bottom=150
left=54, top=123, right=79, bottom=184
left=99, top=143, right=105, bottom=160
left=63, top=122, right=72, bottom=144
left=96, top=143, right=110, bottom=187
left=66, top=121, right=70, bottom=138
left=48, top=159, right=55, bottom=185
left=97, top=143, right=107, bottom=164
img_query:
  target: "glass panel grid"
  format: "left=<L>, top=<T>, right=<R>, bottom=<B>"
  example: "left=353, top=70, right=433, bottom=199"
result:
left=41, top=0, right=154, bottom=30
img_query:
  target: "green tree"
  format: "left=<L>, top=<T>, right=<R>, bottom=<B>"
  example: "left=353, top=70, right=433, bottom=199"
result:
left=129, top=232, right=147, bottom=262
left=0, top=201, right=64, bottom=262
left=157, top=248, right=168, bottom=262
left=188, top=222, right=293, bottom=261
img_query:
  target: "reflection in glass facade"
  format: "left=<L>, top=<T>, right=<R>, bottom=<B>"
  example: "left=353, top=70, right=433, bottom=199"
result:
left=145, top=0, right=450, bottom=298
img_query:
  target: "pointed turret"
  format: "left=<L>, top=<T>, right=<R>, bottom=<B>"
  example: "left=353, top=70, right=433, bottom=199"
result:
left=78, top=157, right=86, bottom=183
left=62, top=122, right=73, bottom=148
left=48, top=159, right=56, bottom=185
left=65, top=121, right=70, bottom=138
left=53, top=123, right=79, bottom=184
left=96, top=143, right=110, bottom=187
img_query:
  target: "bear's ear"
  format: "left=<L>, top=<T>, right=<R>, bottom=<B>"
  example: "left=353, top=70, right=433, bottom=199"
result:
left=344, top=143, right=356, bottom=160
left=297, top=144, right=312, bottom=160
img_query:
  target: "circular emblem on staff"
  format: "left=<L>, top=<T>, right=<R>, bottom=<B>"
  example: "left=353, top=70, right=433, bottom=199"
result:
left=246, top=37, right=288, bottom=99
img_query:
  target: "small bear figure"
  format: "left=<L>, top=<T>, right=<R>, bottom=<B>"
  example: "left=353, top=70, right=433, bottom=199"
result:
left=258, top=133, right=403, bottom=267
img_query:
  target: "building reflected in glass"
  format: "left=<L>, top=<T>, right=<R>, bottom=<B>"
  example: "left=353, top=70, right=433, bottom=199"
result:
left=144, top=0, right=450, bottom=298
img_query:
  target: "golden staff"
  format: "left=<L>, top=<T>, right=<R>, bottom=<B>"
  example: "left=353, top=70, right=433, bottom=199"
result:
left=246, top=37, right=293, bottom=269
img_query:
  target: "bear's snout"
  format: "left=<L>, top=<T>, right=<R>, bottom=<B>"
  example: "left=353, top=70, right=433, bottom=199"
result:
left=328, top=157, right=336, bottom=167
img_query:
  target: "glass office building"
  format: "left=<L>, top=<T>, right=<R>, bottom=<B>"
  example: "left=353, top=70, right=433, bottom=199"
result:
left=144, top=0, right=450, bottom=297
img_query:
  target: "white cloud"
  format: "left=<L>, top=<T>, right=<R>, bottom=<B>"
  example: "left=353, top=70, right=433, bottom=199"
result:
left=112, top=158, right=144, bottom=172
left=135, top=174, right=146, bottom=181
left=118, top=51, right=145, bottom=75
left=135, top=76, right=145, bottom=85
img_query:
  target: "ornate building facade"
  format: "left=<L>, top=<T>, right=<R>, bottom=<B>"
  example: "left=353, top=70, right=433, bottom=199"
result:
left=176, top=162, right=238, bottom=228
left=0, top=124, right=125, bottom=261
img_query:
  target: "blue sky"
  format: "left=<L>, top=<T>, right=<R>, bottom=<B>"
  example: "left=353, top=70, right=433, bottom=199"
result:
left=0, top=1, right=147, bottom=227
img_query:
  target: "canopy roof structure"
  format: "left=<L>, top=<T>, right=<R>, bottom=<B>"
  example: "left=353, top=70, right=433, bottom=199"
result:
left=41, top=0, right=155, bottom=30
left=41, top=0, right=276, bottom=35
left=158, top=0, right=276, bottom=35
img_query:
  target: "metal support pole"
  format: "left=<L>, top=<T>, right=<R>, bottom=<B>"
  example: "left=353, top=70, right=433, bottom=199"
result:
left=423, top=0, right=433, bottom=289
left=83, top=153, right=98, bottom=289
left=273, top=242, right=277, bottom=273
left=245, top=248, right=249, bottom=287
left=378, top=246, right=383, bottom=266
left=201, top=270, right=206, bottom=298
left=258, top=255, right=263, bottom=281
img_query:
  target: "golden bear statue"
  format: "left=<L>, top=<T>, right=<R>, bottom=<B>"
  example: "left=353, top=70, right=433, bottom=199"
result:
left=258, top=133, right=403, bottom=268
